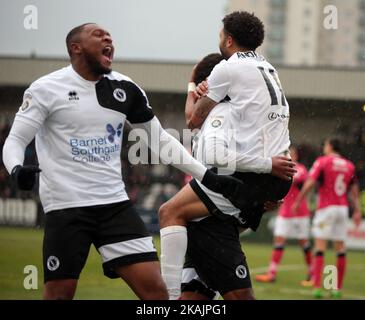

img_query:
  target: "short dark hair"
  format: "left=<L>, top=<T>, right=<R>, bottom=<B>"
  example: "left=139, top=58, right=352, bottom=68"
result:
left=193, top=53, right=224, bottom=85
left=222, top=11, right=264, bottom=51
left=327, top=137, right=341, bottom=153
left=66, top=23, right=95, bottom=56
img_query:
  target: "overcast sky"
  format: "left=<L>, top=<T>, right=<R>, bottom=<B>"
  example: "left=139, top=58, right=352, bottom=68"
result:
left=0, top=0, right=228, bottom=62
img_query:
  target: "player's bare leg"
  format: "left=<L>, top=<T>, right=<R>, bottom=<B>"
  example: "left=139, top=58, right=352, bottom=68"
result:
left=312, top=238, right=327, bottom=298
left=332, top=240, right=346, bottom=298
left=158, top=183, right=210, bottom=299
left=43, top=279, right=78, bottom=300
left=159, top=184, right=210, bottom=227
left=115, top=261, right=168, bottom=300
left=222, top=288, right=255, bottom=300
left=256, top=236, right=286, bottom=283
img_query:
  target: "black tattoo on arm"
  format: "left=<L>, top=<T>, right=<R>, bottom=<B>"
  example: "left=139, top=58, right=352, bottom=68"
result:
left=188, top=96, right=218, bottom=129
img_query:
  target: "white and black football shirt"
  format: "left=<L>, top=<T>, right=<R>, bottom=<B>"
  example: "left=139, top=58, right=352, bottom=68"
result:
left=12, top=65, right=155, bottom=213
left=207, top=51, right=291, bottom=161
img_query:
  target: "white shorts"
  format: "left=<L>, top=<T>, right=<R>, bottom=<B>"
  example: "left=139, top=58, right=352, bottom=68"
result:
left=312, top=205, right=349, bottom=241
left=274, top=216, right=310, bottom=239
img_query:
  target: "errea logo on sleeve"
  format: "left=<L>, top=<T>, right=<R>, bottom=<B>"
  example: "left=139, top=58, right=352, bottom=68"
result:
left=68, top=91, right=79, bottom=101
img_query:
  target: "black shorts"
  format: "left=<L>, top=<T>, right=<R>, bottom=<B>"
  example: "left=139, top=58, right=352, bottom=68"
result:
left=183, top=216, right=252, bottom=296
left=190, top=170, right=292, bottom=230
left=43, top=200, right=158, bottom=283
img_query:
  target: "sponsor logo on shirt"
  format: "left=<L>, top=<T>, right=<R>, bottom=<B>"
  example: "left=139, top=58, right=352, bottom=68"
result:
left=106, top=123, right=122, bottom=143
left=268, top=112, right=290, bottom=121
left=69, top=123, right=122, bottom=163
left=68, top=91, right=79, bottom=101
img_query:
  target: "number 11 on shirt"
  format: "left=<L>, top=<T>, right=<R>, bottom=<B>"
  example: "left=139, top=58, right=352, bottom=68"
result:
left=257, top=67, right=287, bottom=107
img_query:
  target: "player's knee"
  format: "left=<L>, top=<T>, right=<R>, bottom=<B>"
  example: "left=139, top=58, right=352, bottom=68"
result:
left=243, top=289, right=256, bottom=300
left=158, top=202, right=170, bottom=225
left=141, top=277, right=168, bottom=300
left=43, top=280, right=76, bottom=300
left=223, top=288, right=255, bottom=300
left=158, top=202, right=182, bottom=226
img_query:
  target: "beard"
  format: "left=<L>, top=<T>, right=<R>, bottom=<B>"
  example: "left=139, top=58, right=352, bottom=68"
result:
left=219, top=47, right=230, bottom=60
left=84, top=50, right=112, bottom=76
left=219, top=42, right=231, bottom=60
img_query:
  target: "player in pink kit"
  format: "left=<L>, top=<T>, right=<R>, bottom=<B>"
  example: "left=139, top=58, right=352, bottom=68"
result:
left=255, top=145, right=313, bottom=284
left=293, top=138, right=362, bottom=298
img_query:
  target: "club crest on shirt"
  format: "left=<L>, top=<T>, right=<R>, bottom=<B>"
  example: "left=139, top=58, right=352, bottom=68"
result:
left=47, top=255, right=60, bottom=271
left=113, top=88, right=127, bottom=102
left=20, top=92, right=32, bottom=112
left=235, top=265, right=247, bottom=279
left=211, top=116, right=224, bottom=128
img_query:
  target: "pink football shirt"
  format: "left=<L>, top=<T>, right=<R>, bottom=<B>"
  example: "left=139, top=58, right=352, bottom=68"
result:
left=309, top=155, right=356, bottom=209
left=279, top=162, right=310, bottom=218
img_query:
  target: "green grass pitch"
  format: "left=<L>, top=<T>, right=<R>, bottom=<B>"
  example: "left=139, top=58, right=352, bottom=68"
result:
left=1, top=227, right=364, bottom=300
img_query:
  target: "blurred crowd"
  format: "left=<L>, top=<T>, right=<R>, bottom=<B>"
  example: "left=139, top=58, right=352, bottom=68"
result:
left=0, top=121, right=364, bottom=212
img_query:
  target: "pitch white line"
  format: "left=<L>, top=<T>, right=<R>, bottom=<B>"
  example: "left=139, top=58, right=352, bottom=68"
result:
left=251, top=264, right=303, bottom=274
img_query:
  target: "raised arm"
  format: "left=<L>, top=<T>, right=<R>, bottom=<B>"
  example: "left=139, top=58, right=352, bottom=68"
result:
left=185, top=65, right=198, bottom=124
left=187, top=59, right=230, bottom=129
left=187, top=95, right=218, bottom=130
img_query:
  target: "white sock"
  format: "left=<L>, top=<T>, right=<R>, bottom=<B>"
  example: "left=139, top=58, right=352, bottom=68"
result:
left=160, top=225, right=187, bottom=300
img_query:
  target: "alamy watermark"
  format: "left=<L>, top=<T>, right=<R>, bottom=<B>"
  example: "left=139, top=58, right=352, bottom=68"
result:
left=23, top=265, right=38, bottom=290
left=126, top=124, right=238, bottom=174
left=23, top=5, right=38, bottom=30
left=323, top=265, right=338, bottom=290
left=323, top=5, right=338, bottom=30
